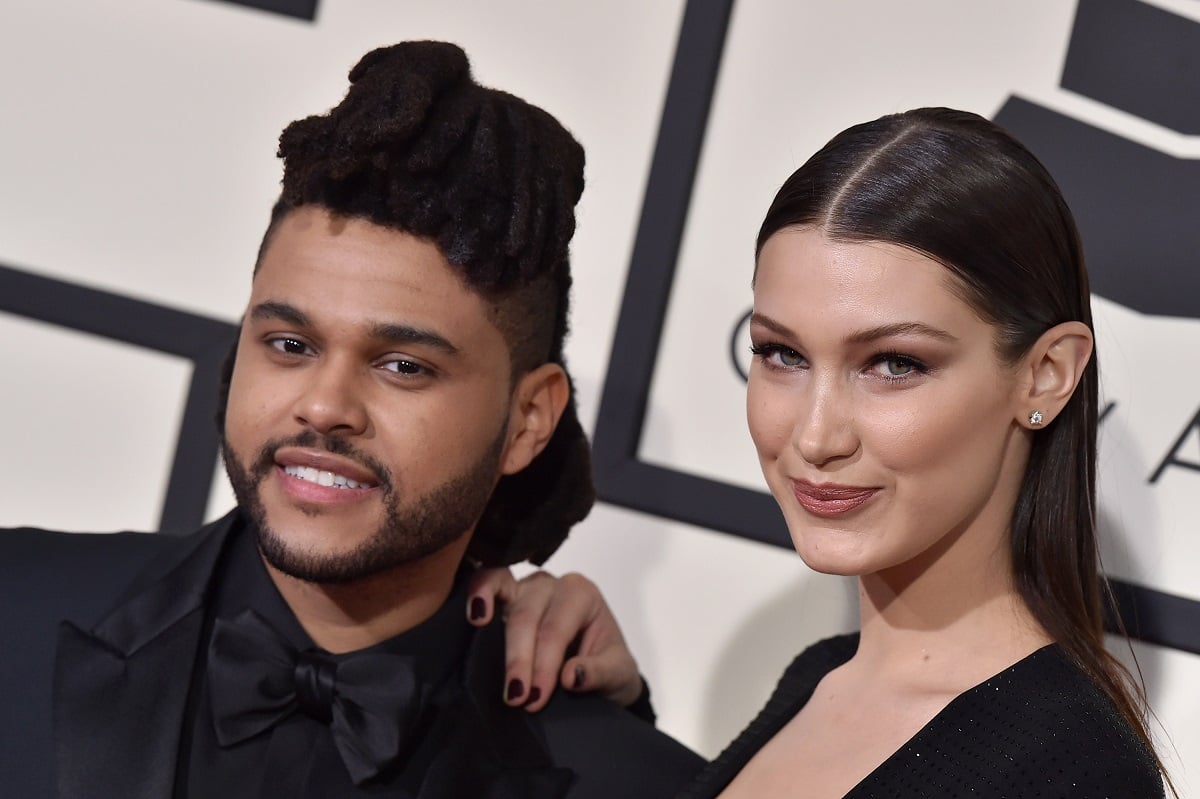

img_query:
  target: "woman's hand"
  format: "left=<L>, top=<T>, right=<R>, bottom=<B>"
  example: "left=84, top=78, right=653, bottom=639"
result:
left=467, top=568, right=643, bottom=712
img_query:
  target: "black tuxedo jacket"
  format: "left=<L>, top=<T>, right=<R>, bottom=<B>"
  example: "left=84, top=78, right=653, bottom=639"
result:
left=0, top=511, right=703, bottom=798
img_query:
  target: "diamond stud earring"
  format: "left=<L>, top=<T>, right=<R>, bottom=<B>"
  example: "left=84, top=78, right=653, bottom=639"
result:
left=1029, top=410, right=1044, bottom=426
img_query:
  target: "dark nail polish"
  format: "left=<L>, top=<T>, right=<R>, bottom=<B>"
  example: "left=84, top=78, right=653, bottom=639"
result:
left=469, top=596, right=486, bottom=621
left=527, top=686, right=542, bottom=704
left=574, top=664, right=586, bottom=689
left=506, top=678, right=524, bottom=702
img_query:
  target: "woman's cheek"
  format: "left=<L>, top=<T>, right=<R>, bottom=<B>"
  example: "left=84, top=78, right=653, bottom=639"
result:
left=746, top=384, right=792, bottom=460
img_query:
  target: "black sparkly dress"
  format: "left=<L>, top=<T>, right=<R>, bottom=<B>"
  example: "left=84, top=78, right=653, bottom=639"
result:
left=677, top=634, right=1164, bottom=798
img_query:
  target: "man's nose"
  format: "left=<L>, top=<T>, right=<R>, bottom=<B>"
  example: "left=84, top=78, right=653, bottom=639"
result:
left=291, top=358, right=369, bottom=437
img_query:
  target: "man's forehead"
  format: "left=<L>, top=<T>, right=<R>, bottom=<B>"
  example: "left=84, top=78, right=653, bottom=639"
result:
left=250, top=206, right=518, bottom=365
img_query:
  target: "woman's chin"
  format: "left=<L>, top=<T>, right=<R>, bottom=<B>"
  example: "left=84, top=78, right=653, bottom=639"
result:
left=789, top=542, right=869, bottom=578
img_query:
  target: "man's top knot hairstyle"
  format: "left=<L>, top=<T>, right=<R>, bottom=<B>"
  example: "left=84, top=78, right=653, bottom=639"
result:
left=273, top=40, right=584, bottom=368
left=250, top=40, right=594, bottom=566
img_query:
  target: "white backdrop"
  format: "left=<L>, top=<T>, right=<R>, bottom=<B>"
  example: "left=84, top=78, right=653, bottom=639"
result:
left=1, top=0, right=1197, bottom=792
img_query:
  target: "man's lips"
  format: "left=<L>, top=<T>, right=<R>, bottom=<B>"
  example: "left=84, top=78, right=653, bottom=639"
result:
left=281, top=464, right=372, bottom=489
left=273, top=447, right=381, bottom=486
left=271, top=447, right=382, bottom=503
left=791, top=479, right=880, bottom=517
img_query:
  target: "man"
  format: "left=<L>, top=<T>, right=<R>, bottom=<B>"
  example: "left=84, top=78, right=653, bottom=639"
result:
left=0, top=41, right=702, bottom=798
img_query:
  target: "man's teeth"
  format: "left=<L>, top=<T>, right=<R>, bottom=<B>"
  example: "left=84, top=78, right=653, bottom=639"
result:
left=283, top=465, right=369, bottom=489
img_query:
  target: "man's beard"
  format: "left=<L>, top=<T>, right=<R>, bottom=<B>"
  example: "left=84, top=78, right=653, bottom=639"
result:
left=221, top=427, right=506, bottom=584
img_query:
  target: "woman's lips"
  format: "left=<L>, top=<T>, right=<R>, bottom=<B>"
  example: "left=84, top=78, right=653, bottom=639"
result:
left=791, top=480, right=880, bottom=517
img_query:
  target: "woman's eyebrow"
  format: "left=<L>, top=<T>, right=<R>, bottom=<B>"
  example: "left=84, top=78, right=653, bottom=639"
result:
left=748, top=312, right=794, bottom=338
left=844, top=322, right=957, bottom=344
left=750, top=314, right=957, bottom=345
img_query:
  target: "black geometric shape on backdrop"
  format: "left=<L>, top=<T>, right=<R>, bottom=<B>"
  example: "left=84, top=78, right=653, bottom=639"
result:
left=995, top=98, right=1200, bottom=320
left=203, top=0, right=319, bottom=22
left=1109, top=581, right=1200, bottom=658
left=593, top=0, right=1200, bottom=655
left=590, top=0, right=786, bottom=549
left=1063, top=0, right=1200, bottom=135
left=0, top=263, right=238, bottom=535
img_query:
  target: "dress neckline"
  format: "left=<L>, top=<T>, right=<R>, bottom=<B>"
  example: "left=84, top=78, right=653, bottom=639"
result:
left=713, top=633, right=1063, bottom=798
left=843, top=639, right=1060, bottom=796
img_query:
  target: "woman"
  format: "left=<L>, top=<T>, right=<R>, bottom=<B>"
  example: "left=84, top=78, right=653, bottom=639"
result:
left=473, top=107, right=1171, bottom=797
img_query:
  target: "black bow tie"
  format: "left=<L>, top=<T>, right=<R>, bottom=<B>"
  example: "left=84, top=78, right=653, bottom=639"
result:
left=207, top=609, right=431, bottom=785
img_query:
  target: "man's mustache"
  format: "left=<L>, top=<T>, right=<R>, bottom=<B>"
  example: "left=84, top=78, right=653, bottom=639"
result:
left=249, top=431, right=394, bottom=492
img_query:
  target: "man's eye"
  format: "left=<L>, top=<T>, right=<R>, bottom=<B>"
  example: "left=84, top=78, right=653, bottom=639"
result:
left=270, top=338, right=309, bottom=355
left=380, top=359, right=425, bottom=376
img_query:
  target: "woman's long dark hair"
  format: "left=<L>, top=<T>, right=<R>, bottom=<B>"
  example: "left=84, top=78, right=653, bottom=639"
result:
left=755, top=107, right=1168, bottom=785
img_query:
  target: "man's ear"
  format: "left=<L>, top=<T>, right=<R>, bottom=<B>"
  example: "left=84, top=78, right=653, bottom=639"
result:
left=499, top=363, right=570, bottom=475
left=1013, top=321, right=1093, bottom=428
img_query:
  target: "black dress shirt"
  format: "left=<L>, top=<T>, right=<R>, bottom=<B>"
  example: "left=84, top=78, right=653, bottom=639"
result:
left=180, top=523, right=473, bottom=798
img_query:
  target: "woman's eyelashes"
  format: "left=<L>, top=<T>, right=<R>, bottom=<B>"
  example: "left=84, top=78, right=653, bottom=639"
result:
left=750, top=342, right=805, bottom=369
left=868, top=351, right=929, bottom=382
left=750, top=341, right=930, bottom=382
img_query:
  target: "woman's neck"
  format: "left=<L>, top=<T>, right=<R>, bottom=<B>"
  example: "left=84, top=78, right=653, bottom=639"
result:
left=851, top=532, right=1052, bottom=693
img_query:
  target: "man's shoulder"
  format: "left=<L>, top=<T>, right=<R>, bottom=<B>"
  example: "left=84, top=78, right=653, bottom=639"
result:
left=457, top=619, right=704, bottom=798
left=0, top=526, right=175, bottom=607
left=0, top=524, right=177, bottom=566
left=0, top=513, right=235, bottom=628
left=533, top=689, right=705, bottom=799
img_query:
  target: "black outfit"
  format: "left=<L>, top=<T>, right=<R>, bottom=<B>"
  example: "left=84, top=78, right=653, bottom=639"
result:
left=0, top=510, right=703, bottom=799
left=679, top=634, right=1164, bottom=798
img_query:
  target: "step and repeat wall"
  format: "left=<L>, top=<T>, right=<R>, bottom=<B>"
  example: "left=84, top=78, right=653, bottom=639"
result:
left=2, top=0, right=1197, bottom=789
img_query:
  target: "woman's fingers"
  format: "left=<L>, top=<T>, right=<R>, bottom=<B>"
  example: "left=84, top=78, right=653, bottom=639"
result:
left=496, top=571, right=559, bottom=707
left=467, top=569, right=643, bottom=711
left=465, top=566, right=519, bottom=626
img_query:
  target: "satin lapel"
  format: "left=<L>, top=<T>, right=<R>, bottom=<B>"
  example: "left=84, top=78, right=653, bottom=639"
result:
left=416, top=621, right=574, bottom=799
left=53, top=512, right=240, bottom=799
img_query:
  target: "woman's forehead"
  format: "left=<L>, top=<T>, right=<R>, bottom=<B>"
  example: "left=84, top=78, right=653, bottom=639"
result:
left=752, top=229, right=988, bottom=338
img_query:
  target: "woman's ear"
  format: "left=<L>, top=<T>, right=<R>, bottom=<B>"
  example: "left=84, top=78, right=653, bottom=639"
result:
left=1015, top=321, right=1094, bottom=429
left=499, top=363, right=570, bottom=476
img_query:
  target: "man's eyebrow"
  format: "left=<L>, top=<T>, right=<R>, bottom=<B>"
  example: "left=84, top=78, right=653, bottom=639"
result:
left=248, top=302, right=459, bottom=354
left=749, top=314, right=957, bottom=344
left=368, top=323, right=459, bottom=355
left=249, top=301, right=310, bottom=327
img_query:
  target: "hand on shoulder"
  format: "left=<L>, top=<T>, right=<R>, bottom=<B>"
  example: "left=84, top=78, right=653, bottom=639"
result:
left=466, top=567, right=644, bottom=711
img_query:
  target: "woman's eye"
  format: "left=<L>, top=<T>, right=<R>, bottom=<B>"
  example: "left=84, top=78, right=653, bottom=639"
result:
left=270, top=337, right=309, bottom=355
left=776, top=348, right=804, bottom=367
left=871, top=355, right=923, bottom=379
left=750, top=343, right=805, bottom=368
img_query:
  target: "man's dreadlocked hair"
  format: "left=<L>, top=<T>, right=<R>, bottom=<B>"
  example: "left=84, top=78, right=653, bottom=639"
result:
left=220, top=41, right=594, bottom=567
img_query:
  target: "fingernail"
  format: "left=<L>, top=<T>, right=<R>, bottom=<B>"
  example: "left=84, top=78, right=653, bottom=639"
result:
left=506, top=679, right=524, bottom=702
left=573, top=665, right=585, bottom=689
left=469, top=596, right=486, bottom=621
left=527, top=686, right=542, bottom=704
